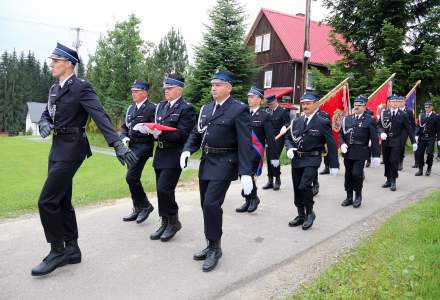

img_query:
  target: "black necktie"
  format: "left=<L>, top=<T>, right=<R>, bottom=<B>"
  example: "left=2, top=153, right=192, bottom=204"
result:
left=303, top=117, right=308, bottom=129
left=392, top=111, right=395, bottom=117
left=213, top=104, right=220, bottom=116
left=164, top=102, right=171, bottom=113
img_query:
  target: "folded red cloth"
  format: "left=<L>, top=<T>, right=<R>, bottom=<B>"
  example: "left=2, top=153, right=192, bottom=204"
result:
left=142, top=123, right=177, bottom=131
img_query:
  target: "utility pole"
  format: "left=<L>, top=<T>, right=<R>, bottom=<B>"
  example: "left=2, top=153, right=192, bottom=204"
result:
left=71, top=27, right=82, bottom=75
left=301, top=0, right=312, bottom=97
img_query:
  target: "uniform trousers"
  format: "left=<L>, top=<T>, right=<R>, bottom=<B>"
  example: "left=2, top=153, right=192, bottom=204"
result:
left=126, top=155, right=150, bottom=208
left=266, top=139, right=283, bottom=177
left=382, top=145, right=401, bottom=179
left=343, top=159, right=365, bottom=192
left=155, top=168, right=182, bottom=216
left=291, top=166, right=317, bottom=212
left=417, top=139, right=435, bottom=168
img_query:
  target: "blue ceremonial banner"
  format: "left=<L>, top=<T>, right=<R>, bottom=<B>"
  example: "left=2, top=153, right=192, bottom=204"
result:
left=406, top=89, right=416, bottom=111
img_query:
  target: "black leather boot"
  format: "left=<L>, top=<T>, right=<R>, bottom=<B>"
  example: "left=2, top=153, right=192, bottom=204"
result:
left=273, top=176, right=281, bottom=191
left=31, top=242, right=69, bottom=276
left=65, top=240, right=81, bottom=264
left=122, top=207, right=140, bottom=222
left=425, top=166, right=432, bottom=176
left=382, top=178, right=391, bottom=188
left=262, top=176, right=273, bottom=190
left=202, top=240, right=222, bottom=272
left=302, top=209, right=316, bottom=230
left=150, top=216, right=168, bottom=240
left=312, top=181, right=320, bottom=196
left=365, top=160, right=370, bottom=168
left=341, top=190, right=353, bottom=206
left=288, top=207, right=305, bottom=227
left=390, top=178, right=396, bottom=191
left=235, top=198, right=250, bottom=213
left=136, top=203, right=154, bottom=224
left=320, top=166, right=330, bottom=175
left=415, top=167, right=423, bottom=176
left=160, top=214, right=182, bottom=242
left=353, top=190, right=362, bottom=208
left=412, top=162, right=419, bottom=168
left=193, top=241, right=209, bottom=261
left=247, top=196, right=260, bottom=213
left=398, top=161, right=403, bottom=171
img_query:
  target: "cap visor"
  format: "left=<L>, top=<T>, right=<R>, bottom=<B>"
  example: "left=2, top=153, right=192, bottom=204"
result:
left=211, top=79, right=230, bottom=84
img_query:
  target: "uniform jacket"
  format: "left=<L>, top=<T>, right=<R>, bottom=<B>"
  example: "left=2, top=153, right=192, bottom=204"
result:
left=416, top=112, right=440, bottom=141
left=267, top=105, right=290, bottom=132
left=183, top=97, right=253, bottom=181
left=120, top=100, right=156, bottom=157
left=285, top=112, right=339, bottom=169
left=153, top=97, right=197, bottom=169
left=40, top=75, right=120, bottom=162
left=339, top=113, right=380, bottom=160
left=378, top=109, right=416, bottom=147
left=250, top=108, right=276, bottom=163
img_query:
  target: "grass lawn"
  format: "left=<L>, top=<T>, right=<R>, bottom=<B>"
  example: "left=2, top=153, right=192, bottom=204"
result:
left=0, top=136, right=197, bottom=219
left=288, top=190, right=440, bottom=299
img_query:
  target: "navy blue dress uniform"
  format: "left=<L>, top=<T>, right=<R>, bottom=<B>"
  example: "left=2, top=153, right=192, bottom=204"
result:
left=414, top=101, right=440, bottom=176
left=33, top=43, right=137, bottom=276
left=312, top=109, right=331, bottom=195
left=150, top=74, right=196, bottom=241
left=378, top=95, right=416, bottom=191
left=339, top=95, right=380, bottom=208
left=182, top=70, right=253, bottom=272
left=236, top=87, right=277, bottom=213
left=262, top=95, right=290, bottom=191
left=285, top=92, right=339, bottom=230
left=364, top=107, right=375, bottom=167
left=120, top=81, right=156, bottom=223
left=398, top=96, right=416, bottom=170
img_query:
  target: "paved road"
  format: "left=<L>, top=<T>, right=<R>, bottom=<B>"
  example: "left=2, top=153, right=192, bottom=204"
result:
left=0, top=159, right=438, bottom=299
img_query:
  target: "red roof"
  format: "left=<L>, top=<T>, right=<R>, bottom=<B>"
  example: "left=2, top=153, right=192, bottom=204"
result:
left=264, top=87, right=293, bottom=99
left=248, top=8, right=345, bottom=66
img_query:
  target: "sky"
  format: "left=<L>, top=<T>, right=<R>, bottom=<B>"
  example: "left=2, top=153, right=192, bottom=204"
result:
left=0, top=0, right=329, bottom=65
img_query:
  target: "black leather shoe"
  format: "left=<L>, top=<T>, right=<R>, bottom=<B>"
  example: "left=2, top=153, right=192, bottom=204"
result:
left=382, top=180, right=391, bottom=188
left=65, top=240, right=81, bottom=264
left=425, top=167, right=431, bottom=176
left=302, top=211, right=316, bottom=230
left=202, top=240, right=222, bottom=272
left=320, top=167, right=330, bottom=175
left=160, top=214, right=182, bottom=242
left=415, top=168, right=423, bottom=176
left=288, top=215, right=305, bottom=227
left=136, top=205, right=154, bottom=224
left=398, top=162, right=403, bottom=171
left=235, top=199, right=250, bottom=213
left=341, top=191, right=353, bottom=206
left=312, top=184, right=319, bottom=196
left=390, top=179, right=396, bottom=191
left=273, top=177, right=281, bottom=191
left=365, top=160, right=370, bottom=168
left=353, top=191, right=362, bottom=208
left=247, top=196, right=260, bottom=213
left=150, top=217, right=168, bottom=240
left=412, top=163, right=419, bottom=168
left=262, top=177, right=273, bottom=190
left=31, top=248, right=69, bottom=276
left=193, top=245, right=209, bottom=261
left=123, top=208, right=139, bottom=222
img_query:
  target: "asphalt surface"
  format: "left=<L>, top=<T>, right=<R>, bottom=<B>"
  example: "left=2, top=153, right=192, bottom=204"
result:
left=0, top=158, right=438, bottom=299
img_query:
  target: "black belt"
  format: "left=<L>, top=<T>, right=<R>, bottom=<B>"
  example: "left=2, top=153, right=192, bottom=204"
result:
left=157, top=141, right=180, bottom=149
left=388, top=132, right=400, bottom=138
left=130, top=137, right=152, bottom=144
left=349, top=141, right=366, bottom=145
left=203, top=145, right=237, bottom=154
left=294, top=150, right=321, bottom=158
left=421, top=134, right=434, bottom=139
left=53, top=127, right=84, bottom=135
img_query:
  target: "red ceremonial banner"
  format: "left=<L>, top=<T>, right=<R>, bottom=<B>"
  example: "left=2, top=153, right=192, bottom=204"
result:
left=366, top=77, right=393, bottom=120
left=319, top=84, right=350, bottom=148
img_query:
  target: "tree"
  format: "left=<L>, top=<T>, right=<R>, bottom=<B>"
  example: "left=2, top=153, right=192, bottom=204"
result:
left=87, top=14, right=152, bottom=121
left=147, top=27, right=189, bottom=101
left=184, top=0, right=259, bottom=108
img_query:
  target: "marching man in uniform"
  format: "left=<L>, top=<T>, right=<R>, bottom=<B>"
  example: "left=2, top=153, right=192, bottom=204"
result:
left=236, top=87, right=277, bottom=213
left=180, top=70, right=253, bottom=272
left=339, top=95, right=381, bottom=208
left=285, top=92, right=339, bottom=230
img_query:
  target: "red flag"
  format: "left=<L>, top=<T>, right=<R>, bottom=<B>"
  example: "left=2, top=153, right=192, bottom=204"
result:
left=319, top=84, right=350, bottom=148
left=366, top=75, right=394, bottom=119
left=142, top=123, right=177, bottom=131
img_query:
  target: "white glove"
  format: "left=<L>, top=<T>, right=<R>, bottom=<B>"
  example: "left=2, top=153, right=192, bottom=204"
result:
left=329, top=168, right=338, bottom=176
left=151, top=129, right=162, bottom=138
left=412, top=143, right=418, bottom=152
left=241, top=175, right=253, bottom=196
left=371, top=157, right=381, bottom=167
left=180, top=151, right=190, bottom=169
left=368, top=140, right=372, bottom=147
left=122, top=137, right=130, bottom=146
left=415, top=136, right=419, bottom=143
left=340, top=143, right=348, bottom=154
left=287, top=148, right=294, bottom=159
left=271, top=159, right=280, bottom=167
left=133, top=123, right=150, bottom=134
left=438, top=140, right=440, bottom=146
left=380, top=133, right=387, bottom=141
left=279, top=126, right=288, bottom=135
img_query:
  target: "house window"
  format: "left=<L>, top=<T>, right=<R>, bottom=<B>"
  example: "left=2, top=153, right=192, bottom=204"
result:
left=255, top=36, right=262, bottom=53
left=306, top=70, right=314, bottom=90
left=262, top=33, right=271, bottom=51
left=264, top=70, right=272, bottom=88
